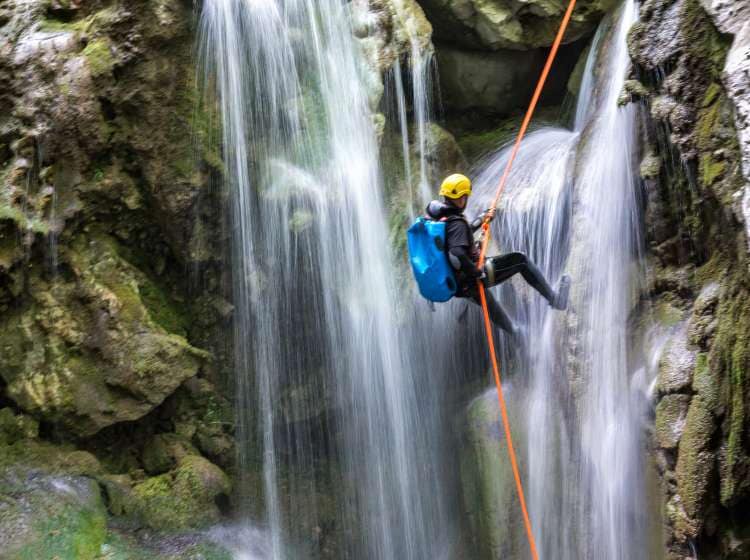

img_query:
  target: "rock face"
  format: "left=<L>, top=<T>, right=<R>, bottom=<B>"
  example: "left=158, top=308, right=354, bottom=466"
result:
left=353, top=0, right=434, bottom=108
left=460, top=389, right=525, bottom=559
left=437, top=46, right=546, bottom=113
left=698, top=0, right=750, bottom=248
left=0, top=234, right=208, bottom=437
left=416, top=0, right=617, bottom=51
left=0, top=469, right=108, bottom=560
left=630, top=0, right=750, bottom=557
left=0, top=0, right=236, bottom=549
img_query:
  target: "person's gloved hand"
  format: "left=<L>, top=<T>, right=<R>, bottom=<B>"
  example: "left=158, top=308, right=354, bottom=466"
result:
left=484, top=207, right=496, bottom=222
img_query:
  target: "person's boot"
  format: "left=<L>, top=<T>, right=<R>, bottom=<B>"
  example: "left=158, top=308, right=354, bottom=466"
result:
left=552, top=275, right=571, bottom=310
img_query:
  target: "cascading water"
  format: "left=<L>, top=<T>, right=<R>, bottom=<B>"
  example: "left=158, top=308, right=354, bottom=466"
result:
left=469, top=1, right=651, bottom=558
left=570, top=2, right=647, bottom=557
left=199, top=1, right=447, bottom=558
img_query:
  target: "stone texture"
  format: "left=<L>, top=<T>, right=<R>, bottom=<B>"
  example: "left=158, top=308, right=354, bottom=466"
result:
left=109, top=455, right=231, bottom=532
left=674, top=395, right=716, bottom=539
left=437, top=46, right=546, bottom=113
left=460, top=388, right=525, bottom=559
left=658, top=324, right=698, bottom=394
left=416, top=0, right=618, bottom=51
left=352, top=0, right=434, bottom=108
left=0, top=234, right=208, bottom=437
left=0, top=469, right=107, bottom=560
left=655, top=393, right=692, bottom=449
left=630, top=1, right=750, bottom=556
left=699, top=0, right=750, bottom=251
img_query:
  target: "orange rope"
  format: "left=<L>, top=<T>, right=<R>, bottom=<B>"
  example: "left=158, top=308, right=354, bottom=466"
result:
left=476, top=1, right=578, bottom=559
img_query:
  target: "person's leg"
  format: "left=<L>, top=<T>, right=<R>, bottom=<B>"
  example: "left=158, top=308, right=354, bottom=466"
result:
left=468, top=290, right=515, bottom=335
left=485, top=252, right=557, bottom=305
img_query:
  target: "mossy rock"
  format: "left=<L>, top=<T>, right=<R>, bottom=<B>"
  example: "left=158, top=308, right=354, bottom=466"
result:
left=141, top=434, right=199, bottom=476
left=674, top=395, right=716, bottom=539
left=419, top=0, right=615, bottom=51
left=0, top=408, right=39, bottom=445
left=0, top=469, right=107, bottom=560
left=0, top=234, right=208, bottom=437
left=119, top=456, right=231, bottom=532
left=655, top=394, right=691, bottom=450
left=657, top=325, right=697, bottom=394
left=0, top=439, right=102, bottom=477
left=460, top=388, right=525, bottom=558
left=98, top=530, right=235, bottom=560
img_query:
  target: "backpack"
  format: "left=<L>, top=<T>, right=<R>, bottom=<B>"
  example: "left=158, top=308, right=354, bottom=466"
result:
left=407, top=216, right=457, bottom=302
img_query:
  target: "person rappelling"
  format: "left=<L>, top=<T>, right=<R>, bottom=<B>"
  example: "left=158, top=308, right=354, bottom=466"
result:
left=407, top=173, right=570, bottom=342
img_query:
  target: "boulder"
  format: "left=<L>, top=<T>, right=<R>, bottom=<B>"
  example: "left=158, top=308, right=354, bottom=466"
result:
left=657, top=324, right=697, bottom=394
left=699, top=0, right=750, bottom=249
left=654, top=394, right=691, bottom=450
left=352, top=0, right=434, bottom=108
left=437, top=46, right=545, bottom=114
left=110, top=455, right=231, bottom=532
left=460, top=388, right=525, bottom=558
left=0, top=469, right=107, bottom=560
left=674, top=395, right=716, bottom=539
left=0, top=234, right=209, bottom=437
left=417, top=0, right=616, bottom=51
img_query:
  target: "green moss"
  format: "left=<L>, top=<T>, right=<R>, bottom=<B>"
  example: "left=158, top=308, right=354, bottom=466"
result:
left=83, top=38, right=114, bottom=78
left=0, top=204, right=49, bottom=234
left=457, top=125, right=516, bottom=163
left=699, top=154, right=726, bottom=187
left=675, top=395, right=715, bottom=532
left=138, top=279, right=190, bottom=336
left=128, top=456, right=230, bottom=531
left=696, top=99, right=721, bottom=153
left=15, top=504, right=106, bottom=560
left=39, top=18, right=90, bottom=33
left=702, top=82, right=722, bottom=108
left=654, top=300, right=684, bottom=328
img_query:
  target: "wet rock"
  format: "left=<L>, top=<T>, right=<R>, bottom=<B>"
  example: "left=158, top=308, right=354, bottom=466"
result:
left=655, top=394, right=691, bottom=450
left=0, top=408, right=39, bottom=444
left=437, top=46, right=545, bottom=114
left=418, top=0, right=616, bottom=51
left=352, top=0, right=434, bottom=108
left=0, top=235, right=208, bottom=437
left=168, top=379, right=235, bottom=469
left=420, top=122, right=468, bottom=177
left=115, top=456, right=231, bottom=532
left=699, top=0, right=750, bottom=249
left=657, top=324, right=697, bottom=394
left=674, top=395, right=716, bottom=539
left=687, top=282, right=720, bottom=348
left=142, top=434, right=199, bottom=476
left=460, top=388, right=525, bottom=559
left=0, top=469, right=107, bottom=560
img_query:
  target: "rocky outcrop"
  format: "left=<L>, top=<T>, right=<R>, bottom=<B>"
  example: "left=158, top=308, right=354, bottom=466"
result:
left=0, top=233, right=209, bottom=437
left=460, top=388, right=525, bottom=559
left=0, top=0, right=237, bottom=549
left=437, top=46, right=547, bottom=114
left=416, top=0, right=618, bottom=51
left=352, top=0, right=434, bottom=108
left=698, top=0, right=750, bottom=249
left=630, top=0, right=750, bottom=557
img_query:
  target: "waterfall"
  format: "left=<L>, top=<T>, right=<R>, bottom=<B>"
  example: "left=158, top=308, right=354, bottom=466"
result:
left=198, top=0, right=447, bottom=557
left=571, top=2, right=646, bottom=557
left=469, top=1, right=647, bottom=558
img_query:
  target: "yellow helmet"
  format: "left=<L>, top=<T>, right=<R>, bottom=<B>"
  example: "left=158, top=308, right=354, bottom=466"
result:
left=439, top=173, right=472, bottom=199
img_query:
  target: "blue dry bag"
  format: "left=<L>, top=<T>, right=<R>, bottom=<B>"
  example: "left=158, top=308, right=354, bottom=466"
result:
left=407, top=217, right=457, bottom=303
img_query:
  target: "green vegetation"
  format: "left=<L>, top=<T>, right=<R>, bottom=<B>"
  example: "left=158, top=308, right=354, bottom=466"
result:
left=83, top=38, right=115, bottom=78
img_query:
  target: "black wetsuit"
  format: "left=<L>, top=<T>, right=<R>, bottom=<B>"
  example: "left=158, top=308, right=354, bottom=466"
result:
left=425, top=200, right=558, bottom=335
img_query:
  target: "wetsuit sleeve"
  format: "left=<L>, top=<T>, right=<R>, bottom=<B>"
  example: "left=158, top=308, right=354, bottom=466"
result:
left=446, top=219, right=483, bottom=278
